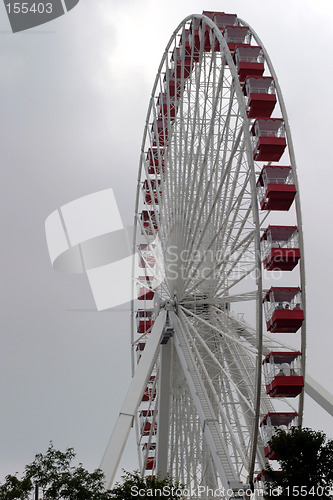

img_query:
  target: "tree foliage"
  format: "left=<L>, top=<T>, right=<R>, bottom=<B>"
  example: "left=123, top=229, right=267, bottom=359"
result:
left=0, top=443, right=112, bottom=500
left=110, top=470, right=182, bottom=500
left=263, top=427, right=333, bottom=499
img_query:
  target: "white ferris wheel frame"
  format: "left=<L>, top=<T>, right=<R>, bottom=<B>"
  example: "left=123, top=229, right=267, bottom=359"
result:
left=100, top=12, right=332, bottom=495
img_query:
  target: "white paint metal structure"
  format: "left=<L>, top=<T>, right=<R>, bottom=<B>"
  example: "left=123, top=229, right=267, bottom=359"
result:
left=100, top=12, right=331, bottom=497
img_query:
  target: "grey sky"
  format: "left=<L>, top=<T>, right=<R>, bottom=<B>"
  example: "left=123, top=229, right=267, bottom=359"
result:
left=0, top=0, right=332, bottom=483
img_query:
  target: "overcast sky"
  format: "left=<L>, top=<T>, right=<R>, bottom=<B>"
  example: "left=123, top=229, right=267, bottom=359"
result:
left=0, top=0, right=333, bottom=484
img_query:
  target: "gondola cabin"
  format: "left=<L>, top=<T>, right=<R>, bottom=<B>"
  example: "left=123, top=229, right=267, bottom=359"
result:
left=142, top=387, right=156, bottom=402
left=139, top=410, right=157, bottom=436
left=143, top=180, right=161, bottom=205
left=146, top=457, right=155, bottom=470
left=141, top=425, right=157, bottom=437
left=181, top=27, right=199, bottom=62
left=189, top=18, right=201, bottom=53
left=200, top=11, right=217, bottom=51
left=157, top=92, right=178, bottom=120
left=140, top=210, right=158, bottom=235
left=142, top=442, right=156, bottom=451
left=260, top=226, right=300, bottom=271
left=180, top=29, right=191, bottom=55
left=244, top=77, right=277, bottom=118
left=223, top=26, right=250, bottom=52
left=254, top=471, right=284, bottom=490
left=263, top=287, right=304, bottom=333
left=201, top=11, right=237, bottom=52
left=257, top=165, right=296, bottom=211
left=136, top=310, right=153, bottom=333
left=136, top=341, right=146, bottom=363
left=138, top=276, right=154, bottom=301
left=163, top=68, right=184, bottom=98
left=260, top=412, right=298, bottom=460
left=138, top=243, right=156, bottom=269
left=263, top=351, right=304, bottom=397
left=234, top=46, right=264, bottom=81
left=171, top=47, right=194, bottom=79
left=252, top=118, right=287, bottom=162
left=139, top=256, right=155, bottom=269
left=152, top=118, right=168, bottom=146
left=146, top=148, right=164, bottom=175
left=138, top=287, right=154, bottom=301
left=142, top=376, right=156, bottom=402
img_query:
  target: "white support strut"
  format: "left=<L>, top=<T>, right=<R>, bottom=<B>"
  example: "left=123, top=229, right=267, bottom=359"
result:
left=305, top=374, right=333, bottom=417
left=170, top=312, right=243, bottom=496
left=101, top=310, right=167, bottom=488
left=156, top=340, right=172, bottom=477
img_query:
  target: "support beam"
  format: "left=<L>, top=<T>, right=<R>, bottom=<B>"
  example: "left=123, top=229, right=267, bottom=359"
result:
left=305, top=374, right=333, bottom=417
left=170, top=312, right=239, bottom=493
left=157, top=340, right=172, bottom=477
left=101, top=310, right=167, bottom=488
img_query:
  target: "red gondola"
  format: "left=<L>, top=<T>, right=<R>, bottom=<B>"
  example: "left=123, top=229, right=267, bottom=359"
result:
left=260, top=412, right=298, bottom=460
left=260, top=226, right=300, bottom=271
left=138, top=288, right=154, bottom=301
left=244, top=76, right=277, bottom=118
left=263, top=351, right=304, bottom=397
left=171, top=47, right=193, bottom=79
left=142, top=376, right=156, bottom=402
left=138, top=276, right=154, bottom=301
left=146, top=457, right=155, bottom=470
left=254, top=471, right=284, bottom=488
left=138, top=243, right=156, bottom=269
left=146, top=148, right=165, bottom=175
left=143, top=179, right=162, bottom=205
left=251, top=118, right=286, bottom=162
left=136, top=310, right=153, bottom=334
left=181, top=27, right=199, bottom=62
left=222, top=26, right=250, bottom=52
left=142, top=442, right=156, bottom=451
left=136, top=341, right=146, bottom=363
left=151, top=118, right=168, bottom=146
left=189, top=18, right=201, bottom=53
left=142, top=387, right=156, bottom=402
left=234, top=46, right=264, bottom=81
left=257, top=165, right=296, bottom=211
left=200, top=11, right=216, bottom=52
left=140, top=410, right=157, bottom=436
left=164, top=68, right=184, bottom=98
left=263, top=287, right=304, bottom=333
left=140, top=211, right=158, bottom=235
left=157, top=92, right=178, bottom=120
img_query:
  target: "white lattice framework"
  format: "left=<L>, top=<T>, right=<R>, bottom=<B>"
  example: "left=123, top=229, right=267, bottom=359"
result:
left=100, top=13, right=332, bottom=499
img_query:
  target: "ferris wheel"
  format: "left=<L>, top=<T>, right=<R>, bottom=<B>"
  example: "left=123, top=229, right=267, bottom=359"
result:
left=101, top=11, right=308, bottom=496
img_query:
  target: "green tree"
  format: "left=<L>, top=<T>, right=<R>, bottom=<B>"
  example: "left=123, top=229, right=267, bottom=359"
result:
left=0, top=443, right=112, bottom=500
left=263, top=427, right=333, bottom=499
left=0, top=474, right=31, bottom=500
left=110, top=470, right=183, bottom=500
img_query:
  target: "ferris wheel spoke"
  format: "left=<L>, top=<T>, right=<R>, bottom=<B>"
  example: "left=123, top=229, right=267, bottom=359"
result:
left=180, top=53, right=227, bottom=249
left=181, top=225, right=255, bottom=296
left=176, top=309, right=258, bottom=473
left=177, top=309, right=255, bottom=417
left=179, top=128, right=245, bottom=297
left=171, top=311, right=240, bottom=487
left=179, top=305, right=257, bottom=354
left=220, top=180, right=252, bottom=253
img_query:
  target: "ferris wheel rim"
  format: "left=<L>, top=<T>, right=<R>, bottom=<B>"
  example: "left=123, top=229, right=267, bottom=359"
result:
left=237, top=17, right=306, bottom=426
